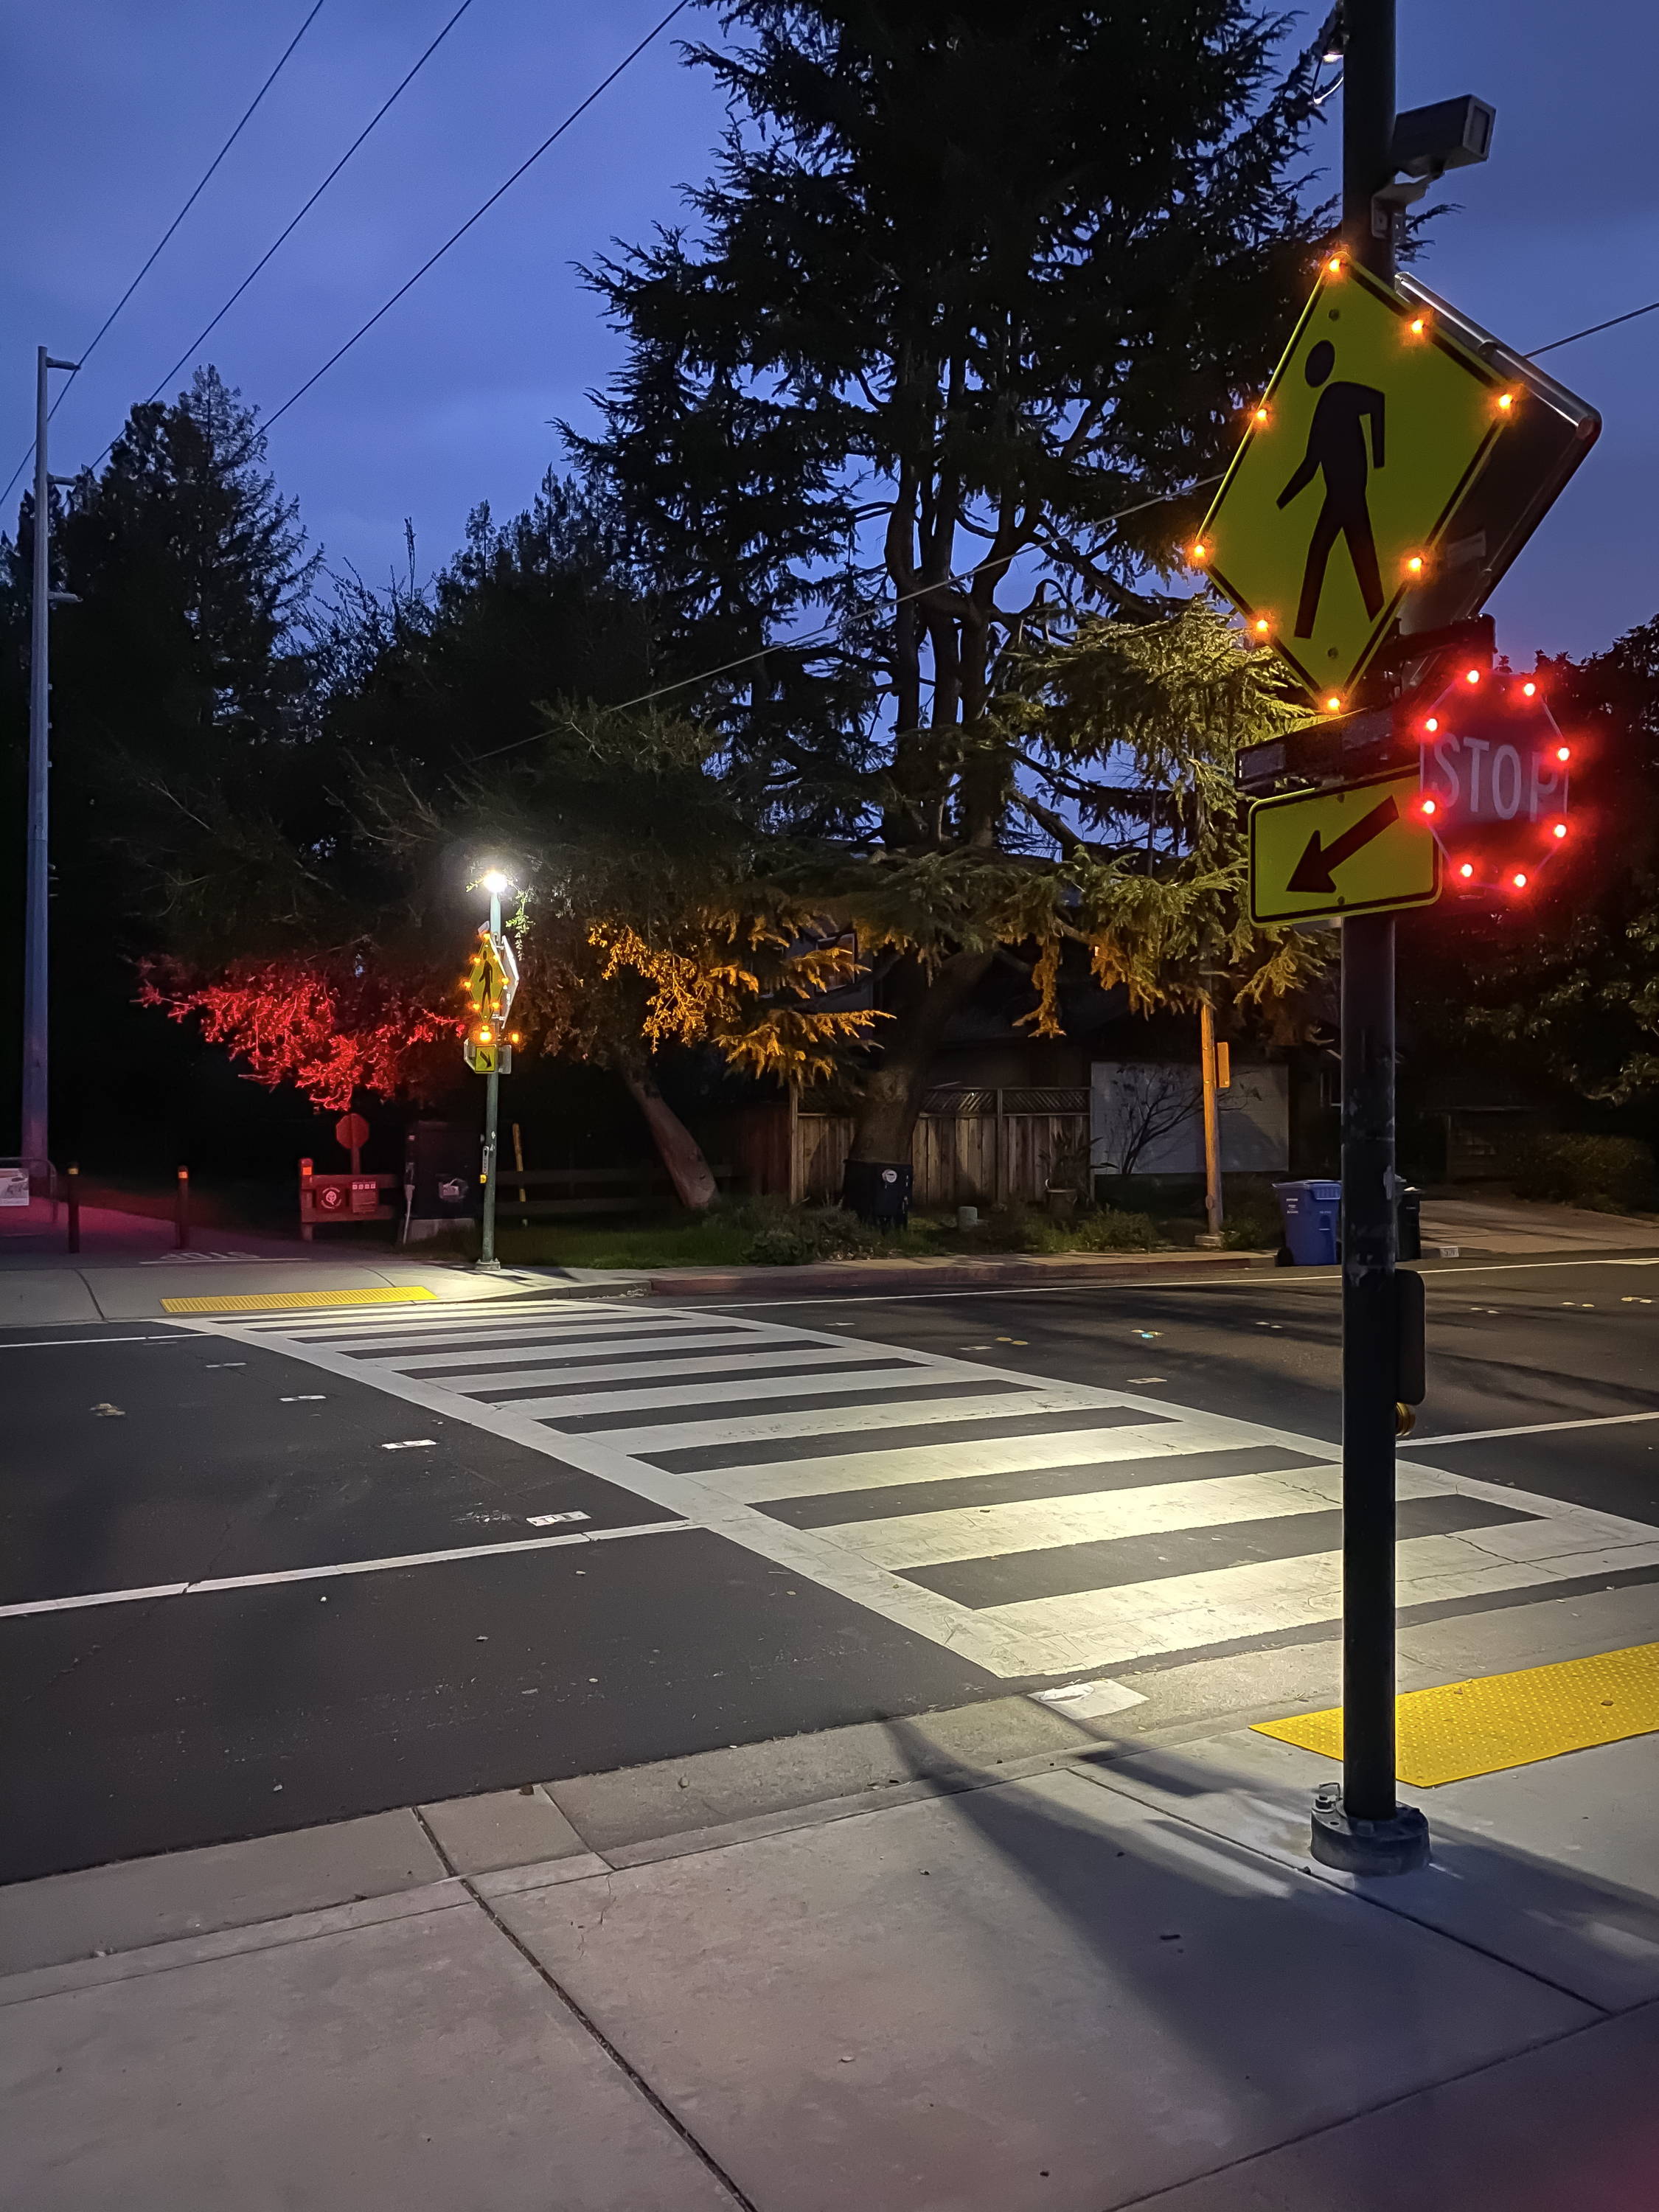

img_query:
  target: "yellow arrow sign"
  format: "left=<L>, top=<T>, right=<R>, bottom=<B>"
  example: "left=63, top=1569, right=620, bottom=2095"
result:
left=1249, top=768, right=1441, bottom=925
left=1194, top=257, right=1511, bottom=707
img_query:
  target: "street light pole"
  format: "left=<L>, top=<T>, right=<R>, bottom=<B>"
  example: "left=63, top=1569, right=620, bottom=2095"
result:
left=21, top=347, right=79, bottom=1180
left=479, top=877, right=502, bottom=1270
left=1312, top=0, right=1430, bottom=1875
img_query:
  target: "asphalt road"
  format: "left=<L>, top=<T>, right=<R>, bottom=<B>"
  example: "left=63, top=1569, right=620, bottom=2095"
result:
left=6, top=1256, right=1658, bottom=1885
left=1, top=1321, right=989, bottom=1882
left=707, top=1254, right=1659, bottom=1525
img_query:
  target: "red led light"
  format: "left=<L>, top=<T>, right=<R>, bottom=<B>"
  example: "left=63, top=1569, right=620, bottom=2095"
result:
left=1522, top=681, right=1537, bottom=698
left=1556, top=745, right=1571, bottom=763
left=1458, top=863, right=1475, bottom=880
left=1423, top=717, right=1439, bottom=734
left=1512, top=872, right=1529, bottom=889
left=1553, top=821, right=1568, bottom=839
left=1419, top=798, right=1437, bottom=816
left=1465, top=667, right=1482, bottom=685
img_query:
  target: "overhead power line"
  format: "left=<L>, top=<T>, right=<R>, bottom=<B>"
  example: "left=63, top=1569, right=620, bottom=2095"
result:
left=1529, top=297, right=1659, bottom=358
left=262, top=0, right=693, bottom=432
left=1, top=0, right=329, bottom=509
left=470, top=477, right=1231, bottom=764
left=474, top=284, right=1658, bottom=759
left=105, top=0, right=479, bottom=465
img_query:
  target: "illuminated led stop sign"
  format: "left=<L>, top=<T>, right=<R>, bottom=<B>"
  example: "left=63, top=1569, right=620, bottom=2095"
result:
left=1413, top=667, right=1572, bottom=891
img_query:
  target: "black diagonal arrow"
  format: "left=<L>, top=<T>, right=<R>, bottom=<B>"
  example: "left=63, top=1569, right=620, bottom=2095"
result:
left=1286, top=793, right=1401, bottom=894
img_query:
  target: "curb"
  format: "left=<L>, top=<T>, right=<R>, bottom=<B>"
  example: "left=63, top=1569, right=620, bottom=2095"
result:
left=643, top=1249, right=1270, bottom=1298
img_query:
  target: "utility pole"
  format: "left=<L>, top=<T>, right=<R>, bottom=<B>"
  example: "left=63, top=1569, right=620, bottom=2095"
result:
left=21, top=346, right=80, bottom=1181
left=479, top=872, right=504, bottom=1270
left=1197, top=1002, right=1225, bottom=1245
left=1312, top=0, right=1430, bottom=1874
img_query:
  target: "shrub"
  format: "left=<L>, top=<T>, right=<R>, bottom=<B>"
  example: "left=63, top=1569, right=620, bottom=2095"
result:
left=1065, top=1208, right=1164, bottom=1252
left=1221, top=1198, right=1284, bottom=1251
left=1506, top=1133, right=1656, bottom=1214
left=741, top=1204, right=882, bottom=1265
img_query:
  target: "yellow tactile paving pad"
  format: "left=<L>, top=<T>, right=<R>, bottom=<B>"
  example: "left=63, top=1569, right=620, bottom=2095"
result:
left=160, top=1287, right=439, bottom=1314
left=1254, top=1641, right=1659, bottom=1786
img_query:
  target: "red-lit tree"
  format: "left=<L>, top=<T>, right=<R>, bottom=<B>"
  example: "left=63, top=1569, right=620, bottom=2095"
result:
left=139, top=959, right=460, bottom=1115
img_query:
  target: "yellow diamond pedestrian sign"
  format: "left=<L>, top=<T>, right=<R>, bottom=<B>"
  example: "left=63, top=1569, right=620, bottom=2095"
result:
left=1250, top=767, right=1441, bottom=925
left=1193, top=257, right=1511, bottom=706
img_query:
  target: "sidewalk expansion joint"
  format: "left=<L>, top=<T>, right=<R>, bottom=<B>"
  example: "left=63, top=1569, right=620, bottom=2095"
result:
left=408, top=1806, right=757, bottom=2208
left=472, top=1893, right=759, bottom=2205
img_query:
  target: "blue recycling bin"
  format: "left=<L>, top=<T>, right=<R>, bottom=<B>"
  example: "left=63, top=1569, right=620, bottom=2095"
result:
left=1273, top=1179, right=1341, bottom=1266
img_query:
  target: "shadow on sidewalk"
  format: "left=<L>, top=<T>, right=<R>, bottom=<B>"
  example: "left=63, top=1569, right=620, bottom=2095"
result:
left=865, top=1711, right=1659, bottom=2208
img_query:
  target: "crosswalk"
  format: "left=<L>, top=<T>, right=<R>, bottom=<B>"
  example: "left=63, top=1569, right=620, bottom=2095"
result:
left=201, top=1293, right=1659, bottom=1682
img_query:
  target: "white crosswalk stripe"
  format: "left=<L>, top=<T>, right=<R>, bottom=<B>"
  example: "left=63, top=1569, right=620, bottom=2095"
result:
left=208, top=1293, right=1659, bottom=1680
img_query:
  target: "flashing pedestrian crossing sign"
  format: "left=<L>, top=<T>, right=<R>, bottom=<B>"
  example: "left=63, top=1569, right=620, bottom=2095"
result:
left=1191, top=256, right=1512, bottom=707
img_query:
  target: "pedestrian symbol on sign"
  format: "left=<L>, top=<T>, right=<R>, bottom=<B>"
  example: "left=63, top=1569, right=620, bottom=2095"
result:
left=1192, top=257, right=1511, bottom=704
left=1276, top=341, right=1387, bottom=636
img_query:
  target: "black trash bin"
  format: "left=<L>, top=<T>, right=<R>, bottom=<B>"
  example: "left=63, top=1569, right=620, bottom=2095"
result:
left=1397, top=1183, right=1422, bottom=1262
left=842, top=1159, right=912, bottom=1228
left=403, top=1119, right=480, bottom=1243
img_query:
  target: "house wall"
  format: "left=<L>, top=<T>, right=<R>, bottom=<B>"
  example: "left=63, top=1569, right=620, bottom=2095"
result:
left=1089, top=1062, right=1290, bottom=1178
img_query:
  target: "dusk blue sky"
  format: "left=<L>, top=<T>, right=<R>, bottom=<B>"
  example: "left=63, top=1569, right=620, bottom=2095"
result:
left=3, top=1, right=1654, bottom=661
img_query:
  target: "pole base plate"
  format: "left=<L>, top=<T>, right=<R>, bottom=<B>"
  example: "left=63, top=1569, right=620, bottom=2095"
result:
left=1310, top=1797, right=1430, bottom=1876
left=473, top=1258, right=504, bottom=1273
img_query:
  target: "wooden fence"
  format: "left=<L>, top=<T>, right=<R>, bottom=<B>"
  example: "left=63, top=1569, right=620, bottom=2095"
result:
left=731, top=1088, right=1091, bottom=1210
left=490, top=1163, right=734, bottom=1221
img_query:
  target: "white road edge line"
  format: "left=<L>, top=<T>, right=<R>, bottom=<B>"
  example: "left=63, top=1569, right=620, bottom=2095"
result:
left=1399, top=1411, right=1659, bottom=1447
left=685, top=1253, right=1659, bottom=1307
left=0, top=1335, right=188, bottom=1351
left=0, top=1519, right=692, bottom=1621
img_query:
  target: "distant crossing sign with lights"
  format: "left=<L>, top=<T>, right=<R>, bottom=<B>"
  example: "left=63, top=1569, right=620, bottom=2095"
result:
left=1192, top=257, right=1512, bottom=707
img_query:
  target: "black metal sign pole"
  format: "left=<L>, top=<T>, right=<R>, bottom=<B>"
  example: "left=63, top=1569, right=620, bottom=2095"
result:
left=1312, top=0, right=1430, bottom=1874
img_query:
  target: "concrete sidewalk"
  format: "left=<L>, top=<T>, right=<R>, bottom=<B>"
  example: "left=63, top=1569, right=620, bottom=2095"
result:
left=0, top=1205, right=615, bottom=1321
left=7, top=1635, right=1659, bottom=2206
left=1420, top=1194, right=1659, bottom=1256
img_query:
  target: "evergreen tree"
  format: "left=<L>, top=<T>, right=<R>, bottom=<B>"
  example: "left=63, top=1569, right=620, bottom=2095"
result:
left=317, top=473, right=653, bottom=782
left=574, top=0, right=1329, bottom=1170
left=0, top=367, right=317, bottom=1164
